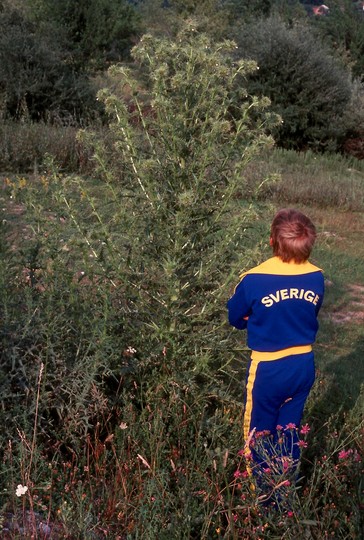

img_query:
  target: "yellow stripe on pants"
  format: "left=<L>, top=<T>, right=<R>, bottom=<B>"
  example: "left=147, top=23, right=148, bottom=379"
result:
left=243, top=359, right=259, bottom=442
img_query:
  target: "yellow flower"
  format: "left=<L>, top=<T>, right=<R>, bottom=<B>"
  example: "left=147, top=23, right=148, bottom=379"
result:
left=18, top=177, right=27, bottom=189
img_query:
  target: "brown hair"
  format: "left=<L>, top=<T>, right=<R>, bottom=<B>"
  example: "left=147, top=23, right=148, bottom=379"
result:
left=270, top=208, right=316, bottom=263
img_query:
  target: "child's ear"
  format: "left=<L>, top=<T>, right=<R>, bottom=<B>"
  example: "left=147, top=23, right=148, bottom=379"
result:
left=269, top=237, right=273, bottom=247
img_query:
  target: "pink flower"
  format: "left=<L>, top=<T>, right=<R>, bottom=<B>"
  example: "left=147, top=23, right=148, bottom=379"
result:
left=287, top=511, right=294, bottom=518
left=281, top=457, right=293, bottom=471
left=296, top=440, right=308, bottom=448
left=276, top=424, right=284, bottom=431
left=234, top=469, right=250, bottom=479
left=255, top=429, right=271, bottom=439
left=300, top=423, right=310, bottom=435
left=338, top=449, right=353, bottom=460
left=285, top=423, right=296, bottom=430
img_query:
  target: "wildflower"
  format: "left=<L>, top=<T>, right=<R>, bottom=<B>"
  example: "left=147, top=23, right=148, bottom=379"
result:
left=18, top=177, right=27, bottom=189
left=338, top=449, right=353, bottom=460
left=119, top=422, right=128, bottom=430
left=281, top=457, right=293, bottom=472
left=276, top=424, right=284, bottom=431
left=285, top=423, right=296, bottom=430
left=234, top=469, right=243, bottom=478
left=123, top=346, right=137, bottom=357
left=300, top=423, right=310, bottom=435
left=282, top=480, right=291, bottom=487
left=287, top=511, right=294, bottom=518
left=16, top=484, right=28, bottom=497
left=297, top=440, right=308, bottom=448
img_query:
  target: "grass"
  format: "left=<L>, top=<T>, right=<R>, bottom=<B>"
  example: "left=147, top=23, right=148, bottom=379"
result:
left=0, top=121, right=98, bottom=174
left=0, top=147, right=363, bottom=538
left=245, top=148, right=364, bottom=211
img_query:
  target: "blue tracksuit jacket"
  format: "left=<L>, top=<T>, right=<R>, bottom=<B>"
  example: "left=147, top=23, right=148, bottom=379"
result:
left=227, top=256, right=324, bottom=360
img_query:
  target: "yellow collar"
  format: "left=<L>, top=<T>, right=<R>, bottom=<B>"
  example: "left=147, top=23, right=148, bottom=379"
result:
left=239, top=257, right=322, bottom=279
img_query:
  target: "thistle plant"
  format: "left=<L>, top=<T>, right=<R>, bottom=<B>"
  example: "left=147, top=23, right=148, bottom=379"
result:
left=74, top=23, right=279, bottom=385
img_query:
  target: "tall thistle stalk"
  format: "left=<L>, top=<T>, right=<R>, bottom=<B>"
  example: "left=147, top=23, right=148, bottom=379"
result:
left=75, top=23, right=279, bottom=381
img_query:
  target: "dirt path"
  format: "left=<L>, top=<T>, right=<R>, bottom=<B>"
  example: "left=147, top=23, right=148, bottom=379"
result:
left=330, top=283, right=364, bottom=324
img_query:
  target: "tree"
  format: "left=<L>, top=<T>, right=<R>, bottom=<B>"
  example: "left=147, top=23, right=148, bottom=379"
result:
left=0, top=4, right=98, bottom=121
left=225, top=0, right=274, bottom=20
left=310, top=0, right=364, bottom=79
left=234, top=16, right=353, bottom=151
left=28, top=0, right=141, bottom=71
left=270, top=0, right=307, bottom=24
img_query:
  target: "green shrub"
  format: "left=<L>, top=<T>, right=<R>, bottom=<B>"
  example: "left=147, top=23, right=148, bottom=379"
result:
left=0, top=3, right=100, bottom=122
left=234, top=16, right=353, bottom=152
left=28, top=0, right=141, bottom=71
left=310, top=0, right=364, bottom=79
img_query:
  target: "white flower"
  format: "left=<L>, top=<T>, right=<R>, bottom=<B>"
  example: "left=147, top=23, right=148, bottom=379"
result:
left=16, top=484, right=28, bottom=497
left=119, top=422, right=128, bottom=430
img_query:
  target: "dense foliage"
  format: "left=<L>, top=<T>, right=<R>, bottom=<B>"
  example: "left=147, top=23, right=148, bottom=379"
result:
left=234, top=16, right=354, bottom=151
left=0, top=5, right=95, bottom=122
left=0, top=0, right=141, bottom=122
left=28, top=0, right=142, bottom=71
left=310, top=0, right=364, bottom=78
left=0, top=0, right=364, bottom=154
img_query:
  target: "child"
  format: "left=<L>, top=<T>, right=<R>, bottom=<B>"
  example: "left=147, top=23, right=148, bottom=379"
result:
left=227, top=209, right=324, bottom=479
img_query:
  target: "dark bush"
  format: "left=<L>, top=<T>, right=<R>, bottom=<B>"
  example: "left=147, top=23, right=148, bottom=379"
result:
left=234, top=16, right=353, bottom=152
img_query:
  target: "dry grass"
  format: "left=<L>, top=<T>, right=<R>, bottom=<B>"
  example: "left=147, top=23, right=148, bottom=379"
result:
left=245, top=148, right=364, bottom=211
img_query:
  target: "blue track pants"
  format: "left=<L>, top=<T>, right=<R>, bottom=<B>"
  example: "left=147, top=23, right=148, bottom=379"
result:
left=243, top=351, right=315, bottom=464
